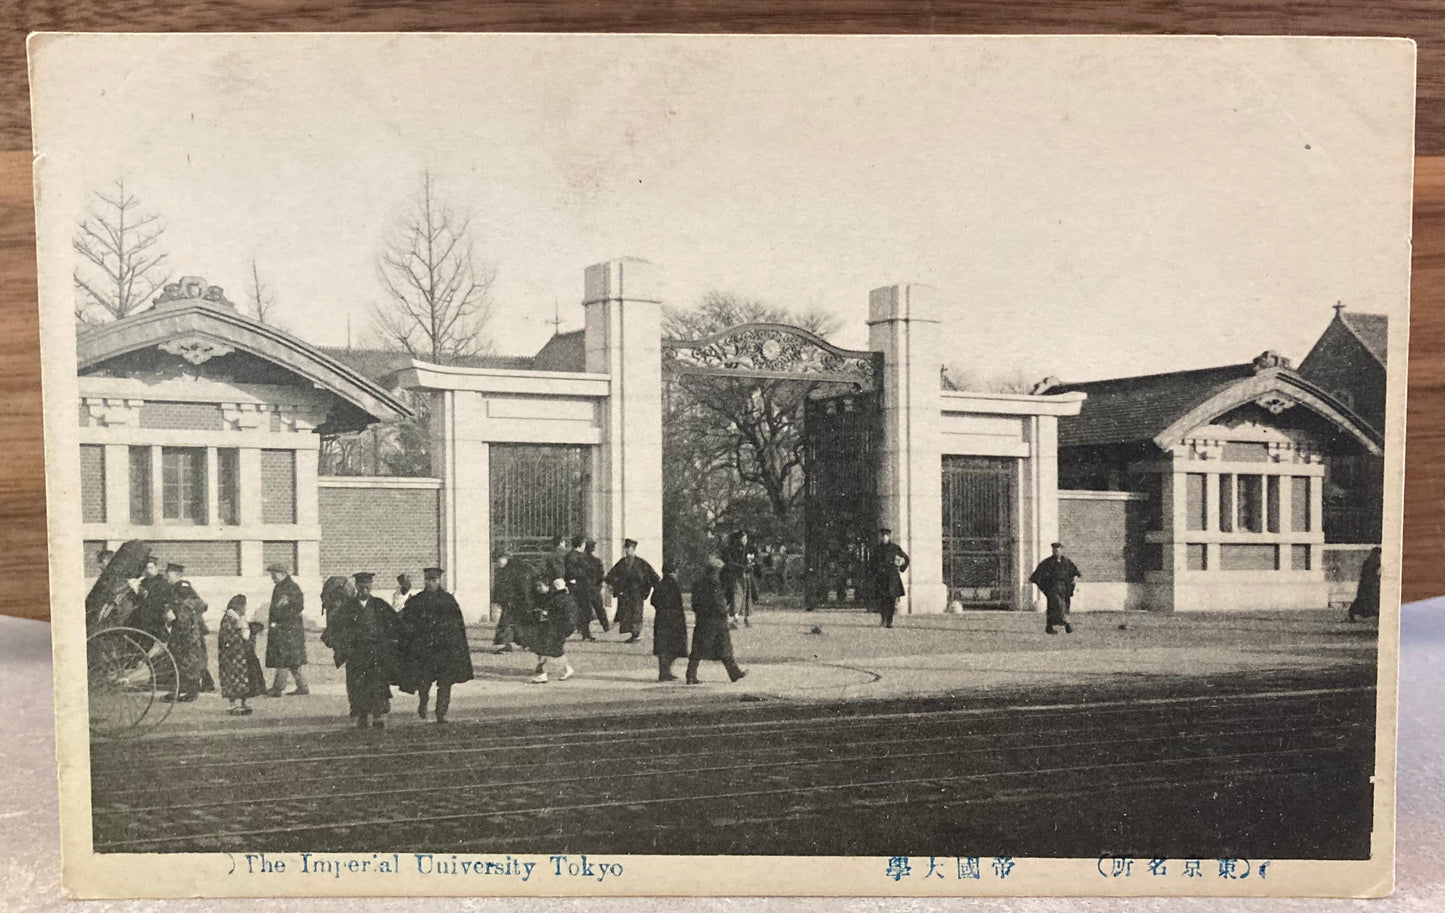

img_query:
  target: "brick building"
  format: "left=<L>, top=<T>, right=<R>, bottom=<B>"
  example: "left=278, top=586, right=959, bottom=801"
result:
left=77, top=276, right=411, bottom=618
left=1042, top=351, right=1382, bottom=612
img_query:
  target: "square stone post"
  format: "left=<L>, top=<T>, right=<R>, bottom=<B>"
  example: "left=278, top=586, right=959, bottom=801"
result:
left=868, top=284, right=947, bottom=614
left=429, top=389, right=491, bottom=622
left=584, top=259, right=663, bottom=571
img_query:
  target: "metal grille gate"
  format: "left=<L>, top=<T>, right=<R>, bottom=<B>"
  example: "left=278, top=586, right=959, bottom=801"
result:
left=489, top=444, right=592, bottom=565
left=942, top=454, right=1018, bottom=609
left=803, top=391, right=881, bottom=609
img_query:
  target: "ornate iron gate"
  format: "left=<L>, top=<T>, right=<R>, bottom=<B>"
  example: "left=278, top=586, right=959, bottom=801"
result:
left=489, top=444, right=592, bottom=565
left=942, top=455, right=1018, bottom=609
left=660, top=323, right=883, bottom=609
left=803, top=390, right=881, bottom=609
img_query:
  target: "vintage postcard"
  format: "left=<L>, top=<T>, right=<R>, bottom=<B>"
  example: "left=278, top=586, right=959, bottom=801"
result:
left=28, top=33, right=1414, bottom=899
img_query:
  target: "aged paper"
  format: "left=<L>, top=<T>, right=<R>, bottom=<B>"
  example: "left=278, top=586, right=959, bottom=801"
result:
left=28, top=33, right=1414, bottom=899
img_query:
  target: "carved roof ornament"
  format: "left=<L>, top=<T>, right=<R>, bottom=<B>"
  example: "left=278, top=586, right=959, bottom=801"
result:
left=158, top=336, right=237, bottom=365
left=154, top=275, right=236, bottom=309
left=662, top=323, right=881, bottom=387
left=1254, top=392, right=1297, bottom=414
left=1251, top=350, right=1292, bottom=373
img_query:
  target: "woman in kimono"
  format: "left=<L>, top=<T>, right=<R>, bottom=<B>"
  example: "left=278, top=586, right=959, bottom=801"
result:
left=526, top=578, right=577, bottom=684
left=217, top=595, right=263, bottom=715
left=164, top=575, right=208, bottom=702
left=686, top=557, right=747, bottom=684
left=650, top=562, right=688, bottom=682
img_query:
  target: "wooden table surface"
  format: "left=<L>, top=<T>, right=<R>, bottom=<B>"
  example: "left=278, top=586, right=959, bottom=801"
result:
left=0, top=4, right=1440, bottom=620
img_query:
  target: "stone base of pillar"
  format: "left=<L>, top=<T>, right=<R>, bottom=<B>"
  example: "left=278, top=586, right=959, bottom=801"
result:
left=903, top=582, right=950, bottom=615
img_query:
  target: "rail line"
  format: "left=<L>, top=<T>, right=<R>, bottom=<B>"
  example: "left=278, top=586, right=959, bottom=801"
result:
left=95, top=718, right=1359, bottom=814
left=90, top=684, right=1371, bottom=773
left=94, top=744, right=1365, bottom=852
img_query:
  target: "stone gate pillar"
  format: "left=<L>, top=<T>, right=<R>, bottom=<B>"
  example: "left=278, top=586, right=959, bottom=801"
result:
left=869, top=284, right=948, bottom=614
left=583, top=259, right=663, bottom=569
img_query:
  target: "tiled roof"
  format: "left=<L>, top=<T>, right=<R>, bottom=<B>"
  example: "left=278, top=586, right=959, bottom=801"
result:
left=532, top=330, right=587, bottom=372
left=1339, top=312, right=1388, bottom=366
left=1050, top=363, right=1260, bottom=448
left=317, top=347, right=536, bottom=384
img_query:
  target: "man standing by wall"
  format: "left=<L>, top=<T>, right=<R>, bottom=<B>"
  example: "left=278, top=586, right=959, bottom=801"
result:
left=1030, top=542, right=1082, bottom=635
left=872, top=528, right=910, bottom=629
left=264, top=563, right=310, bottom=697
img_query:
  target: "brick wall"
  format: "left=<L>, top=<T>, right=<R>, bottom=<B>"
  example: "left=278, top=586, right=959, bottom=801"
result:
left=138, top=401, right=224, bottom=431
left=319, top=485, right=440, bottom=582
left=147, top=540, right=242, bottom=576
left=80, top=445, right=106, bottom=523
left=262, top=541, right=298, bottom=574
left=1058, top=494, right=1150, bottom=582
left=261, top=450, right=297, bottom=524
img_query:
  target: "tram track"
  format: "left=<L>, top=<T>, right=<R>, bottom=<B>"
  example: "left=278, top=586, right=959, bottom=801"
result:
left=90, top=673, right=1376, bottom=857
left=95, top=718, right=1358, bottom=813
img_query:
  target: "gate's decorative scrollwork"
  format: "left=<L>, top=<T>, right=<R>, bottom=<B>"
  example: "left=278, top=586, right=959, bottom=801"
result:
left=663, top=323, right=881, bottom=387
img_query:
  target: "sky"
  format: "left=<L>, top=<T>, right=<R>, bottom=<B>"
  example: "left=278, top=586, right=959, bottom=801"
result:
left=30, top=34, right=1416, bottom=382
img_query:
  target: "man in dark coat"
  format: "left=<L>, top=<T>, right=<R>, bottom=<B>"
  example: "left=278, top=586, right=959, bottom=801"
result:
left=721, top=530, right=758, bottom=629
left=132, top=556, right=171, bottom=644
left=1348, top=547, right=1383, bottom=622
left=650, top=562, right=688, bottom=681
left=687, top=557, right=746, bottom=684
left=544, top=536, right=570, bottom=589
left=583, top=540, right=610, bottom=632
left=264, top=563, right=310, bottom=696
left=605, top=538, right=660, bottom=643
left=872, top=528, right=910, bottom=629
left=397, top=567, right=474, bottom=724
left=1030, top=542, right=1082, bottom=635
left=327, top=572, right=401, bottom=729
left=492, top=547, right=533, bottom=653
left=564, top=535, right=598, bottom=641
left=161, top=563, right=207, bottom=702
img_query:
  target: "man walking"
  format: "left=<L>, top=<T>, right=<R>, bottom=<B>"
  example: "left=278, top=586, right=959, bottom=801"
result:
left=1030, top=542, right=1082, bottom=635
left=604, top=538, right=660, bottom=644
left=327, top=572, right=400, bottom=729
left=687, top=557, right=747, bottom=684
left=132, top=555, right=171, bottom=644
left=583, top=540, right=610, bottom=632
left=492, top=546, right=532, bottom=653
left=872, top=528, right=910, bottom=629
left=397, top=567, right=474, bottom=724
left=162, top=563, right=207, bottom=702
left=264, top=563, right=310, bottom=697
left=564, top=536, right=597, bottom=640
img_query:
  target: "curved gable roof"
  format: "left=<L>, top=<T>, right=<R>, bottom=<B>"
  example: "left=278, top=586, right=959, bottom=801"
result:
left=1053, top=360, right=1382, bottom=456
left=77, top=301, right=412, bottom=433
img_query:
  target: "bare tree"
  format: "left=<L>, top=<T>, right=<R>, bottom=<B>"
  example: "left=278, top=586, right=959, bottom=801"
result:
left=370, top=171, right=496, bottom=361
left=246, top=257, right=280, bottom=325
left=72, top=178, right=170, bottom=323
left=943, top=362, right=1044, bottom=394
left=662, top=293, right=844, bottom=565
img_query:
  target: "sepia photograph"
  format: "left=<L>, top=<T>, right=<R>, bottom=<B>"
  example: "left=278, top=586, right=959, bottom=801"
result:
left=28, top=32, right=1415, bottom=898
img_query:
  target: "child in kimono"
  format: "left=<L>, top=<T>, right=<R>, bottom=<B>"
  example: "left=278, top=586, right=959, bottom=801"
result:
left=218, top=595, right=263, bottom=715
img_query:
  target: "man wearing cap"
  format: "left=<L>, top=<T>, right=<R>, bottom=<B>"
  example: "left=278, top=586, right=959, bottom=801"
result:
left=872, top=528, right=910, bottom=629
left=161, top=563, right=207, bottom=702
left=396, top=567, right=475, bottom=723
left=604, top=538, right=660, bottom=644
left=264, top=563, right=310, bottom=697
left=326, top=572, right=400, bottom=729
left=1030, top=542, right=1082, bottom=635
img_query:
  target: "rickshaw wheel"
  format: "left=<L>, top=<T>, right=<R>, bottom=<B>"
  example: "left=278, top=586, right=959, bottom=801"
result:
left=86, top=627, right=178, bottom=739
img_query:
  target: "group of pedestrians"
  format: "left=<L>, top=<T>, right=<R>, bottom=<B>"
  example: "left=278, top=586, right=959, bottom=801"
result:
left=489, top=536, right=747, bottom=685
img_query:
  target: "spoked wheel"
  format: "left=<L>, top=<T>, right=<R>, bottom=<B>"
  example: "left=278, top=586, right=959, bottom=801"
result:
left=86, top=627, right=178, bottom=739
